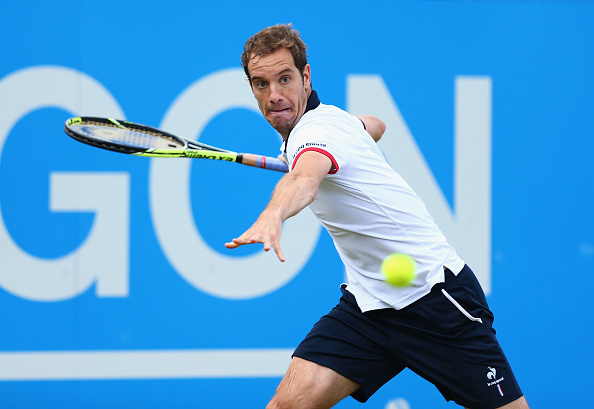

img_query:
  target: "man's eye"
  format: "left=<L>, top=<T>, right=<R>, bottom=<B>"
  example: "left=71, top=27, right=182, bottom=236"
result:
left=255, top=81, right=267, bottom=88
left=281, top=76, right=290, bottom=84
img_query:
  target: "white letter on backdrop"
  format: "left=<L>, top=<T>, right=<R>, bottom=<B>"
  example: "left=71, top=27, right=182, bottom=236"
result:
left=347, top=75, right=492, bottom=293
left=0, top=66, right=129, bottom=301
left=150, top=68, right=320, bottom=300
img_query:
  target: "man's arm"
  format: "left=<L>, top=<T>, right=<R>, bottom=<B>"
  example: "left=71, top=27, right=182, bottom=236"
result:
left=225, top=150, right=331, bottom=261
left=356, top=115, right=386, bottom=142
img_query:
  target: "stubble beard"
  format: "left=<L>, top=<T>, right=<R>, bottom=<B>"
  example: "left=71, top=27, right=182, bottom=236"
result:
left=267, top=111, right=298, bottom=139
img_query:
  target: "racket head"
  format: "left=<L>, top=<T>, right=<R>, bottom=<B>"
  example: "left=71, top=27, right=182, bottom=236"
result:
left=64, top=117, right=188, bottom=154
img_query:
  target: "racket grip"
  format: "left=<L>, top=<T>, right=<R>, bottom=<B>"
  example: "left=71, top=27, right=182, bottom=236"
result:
left=262, top=156, right=289, bottom=172
left=241, top=153, right=289, bottom=173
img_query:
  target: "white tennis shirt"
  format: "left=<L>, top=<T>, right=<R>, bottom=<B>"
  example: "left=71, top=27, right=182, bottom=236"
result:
left=282, top=96, right=465, bottom=311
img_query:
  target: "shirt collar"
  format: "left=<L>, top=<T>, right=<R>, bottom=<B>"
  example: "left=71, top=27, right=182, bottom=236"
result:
left=304, top=89, right=321, bottom=114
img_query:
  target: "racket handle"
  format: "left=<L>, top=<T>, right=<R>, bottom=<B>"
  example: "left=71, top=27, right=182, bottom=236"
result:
left=239, top=153, right=289, bottom=173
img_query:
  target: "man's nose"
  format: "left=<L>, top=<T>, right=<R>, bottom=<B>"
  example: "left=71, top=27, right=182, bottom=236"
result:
left=269, top=83, right=283, bottom=103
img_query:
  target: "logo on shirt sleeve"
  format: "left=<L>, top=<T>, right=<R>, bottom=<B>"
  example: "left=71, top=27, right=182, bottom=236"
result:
left=291, top=142, right=327, bottom=160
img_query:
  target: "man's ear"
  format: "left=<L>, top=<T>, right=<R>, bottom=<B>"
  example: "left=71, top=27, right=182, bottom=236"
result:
left=302, top=64, right=311, bottom=91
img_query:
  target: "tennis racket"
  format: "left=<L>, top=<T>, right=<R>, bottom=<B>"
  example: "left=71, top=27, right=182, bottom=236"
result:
left=64, top=117, right=289, bottom=173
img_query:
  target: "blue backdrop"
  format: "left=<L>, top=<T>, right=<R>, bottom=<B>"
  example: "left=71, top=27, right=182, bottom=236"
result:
left=1, top=1, right=593, bottom=408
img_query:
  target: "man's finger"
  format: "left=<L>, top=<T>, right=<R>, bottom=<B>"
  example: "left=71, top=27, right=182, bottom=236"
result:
left=271, top=242, right=286, bottom=262
left=225, top=240, right=240, bottom=249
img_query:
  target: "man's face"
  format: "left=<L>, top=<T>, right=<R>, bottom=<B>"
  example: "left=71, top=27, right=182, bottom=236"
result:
left=247, top=47, right=311, bottom=139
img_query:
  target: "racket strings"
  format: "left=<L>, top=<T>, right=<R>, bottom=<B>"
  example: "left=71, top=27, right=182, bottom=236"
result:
left=75, top=121, right=183, bottom=150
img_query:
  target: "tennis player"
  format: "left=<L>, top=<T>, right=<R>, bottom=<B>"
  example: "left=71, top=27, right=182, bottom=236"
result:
left=226, top=24, right=529, bottom=409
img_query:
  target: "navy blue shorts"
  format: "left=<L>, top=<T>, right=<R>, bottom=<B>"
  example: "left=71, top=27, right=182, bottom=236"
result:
left=293, top=265, right=523, bottom=409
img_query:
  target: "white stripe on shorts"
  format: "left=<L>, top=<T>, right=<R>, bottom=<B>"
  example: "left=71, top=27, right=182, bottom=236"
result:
left=441, top=289, right=483, bottom=324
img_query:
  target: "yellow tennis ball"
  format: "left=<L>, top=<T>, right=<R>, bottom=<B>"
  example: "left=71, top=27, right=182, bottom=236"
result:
left=381, top=253, right=417, bottom=287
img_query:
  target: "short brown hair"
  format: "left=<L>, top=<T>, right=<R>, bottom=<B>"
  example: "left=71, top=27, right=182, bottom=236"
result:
left=241, top=23, right=308, bottom=81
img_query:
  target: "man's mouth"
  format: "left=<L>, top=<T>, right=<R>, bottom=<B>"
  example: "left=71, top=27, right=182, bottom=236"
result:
left=269, top=107, right=290, bottom=114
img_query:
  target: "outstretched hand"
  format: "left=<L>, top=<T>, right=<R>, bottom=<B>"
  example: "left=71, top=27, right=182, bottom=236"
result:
left=225, top=213, right=286, bottom=262
left=225, top=150, right=331, bottom=264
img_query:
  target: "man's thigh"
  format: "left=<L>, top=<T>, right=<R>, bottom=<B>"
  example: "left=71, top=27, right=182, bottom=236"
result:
left=267, top=357, right=359, bottom=409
